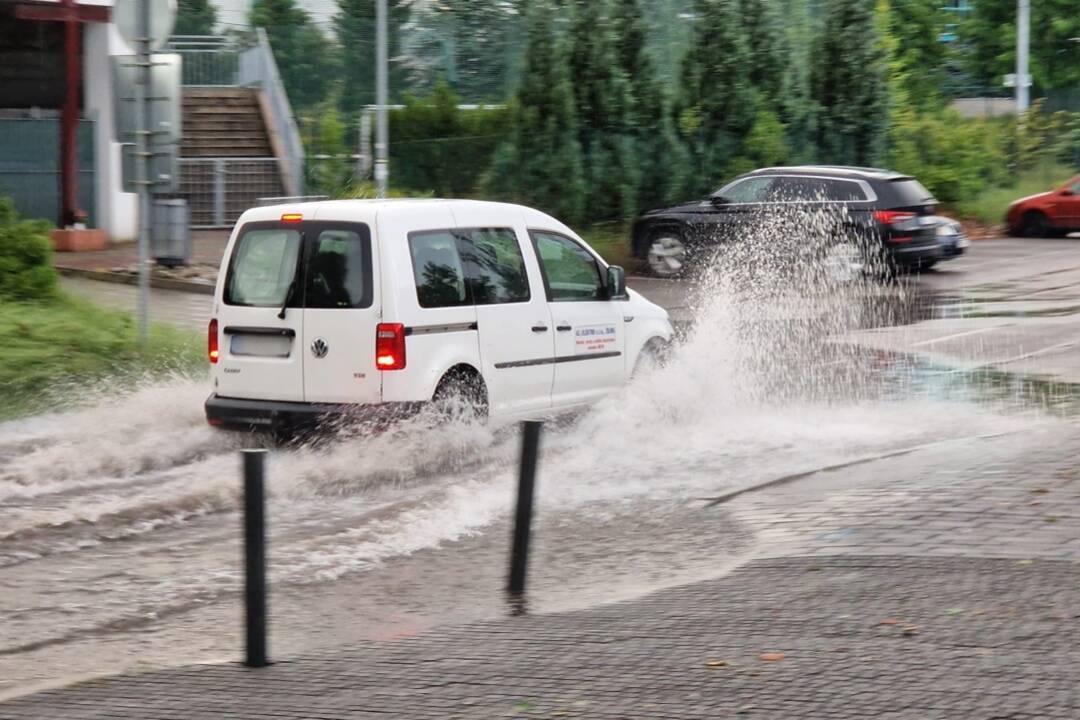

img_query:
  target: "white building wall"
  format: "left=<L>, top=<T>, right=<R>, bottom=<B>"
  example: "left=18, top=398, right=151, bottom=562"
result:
left=84, top=20, right=137, bottom=242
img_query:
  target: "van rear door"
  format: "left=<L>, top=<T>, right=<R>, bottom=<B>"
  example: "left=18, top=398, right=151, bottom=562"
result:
left=216, top=222, right=305, bottom=402
left=300, top=223, right=381, bottom=404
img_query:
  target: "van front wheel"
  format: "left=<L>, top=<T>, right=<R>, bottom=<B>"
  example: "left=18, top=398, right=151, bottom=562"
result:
left=432, top=368, right=489, bottom=420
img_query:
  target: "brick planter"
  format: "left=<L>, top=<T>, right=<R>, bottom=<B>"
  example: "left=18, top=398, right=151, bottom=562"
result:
left=50, top=228, right=109, bottom=252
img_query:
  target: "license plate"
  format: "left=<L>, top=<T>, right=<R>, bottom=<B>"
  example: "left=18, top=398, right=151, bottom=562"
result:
left=230, top=334, right=292, bottom=358
left=920, top=216, right=937, bottom=227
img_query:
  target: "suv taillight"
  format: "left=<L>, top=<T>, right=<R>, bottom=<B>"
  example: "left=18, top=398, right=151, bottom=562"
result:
left=376, top=323, right=406, bottom=370
left=874, top=210, right=920, bottom=233
left=208, top=319, right=219, bottom=363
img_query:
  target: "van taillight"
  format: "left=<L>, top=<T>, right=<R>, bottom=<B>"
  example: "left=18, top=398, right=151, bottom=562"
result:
left=375, top=323, right=406, bottom=370
left=208, top=318, right=219, bottom=363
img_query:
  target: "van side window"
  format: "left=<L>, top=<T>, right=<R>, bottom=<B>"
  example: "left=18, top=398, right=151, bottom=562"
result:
left=409, top=230, right=470, bottom=308
left=225, top=228, right=302, bottom=306
left=461, top=228, right=530, bottom=305
left=530, top=231, right=603, bottom=302
left=305, top=229, right=372, bottom=309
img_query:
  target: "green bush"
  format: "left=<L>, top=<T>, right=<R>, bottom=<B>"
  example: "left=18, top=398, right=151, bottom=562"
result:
left=0, top=197, right=58, bottom=301
left=887, top=109, right=1014, bottom=206
left=954, top=163, right=1075, bottom=225
left=390, top=82, right=511, bottom=197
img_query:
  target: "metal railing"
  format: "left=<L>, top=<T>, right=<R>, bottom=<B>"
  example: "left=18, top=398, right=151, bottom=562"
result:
left=167, top=35, right=240, bottom=87
left=239, top=29, right=305, bottom=198
left=178, top=157, right=282, bottom=228
left=167, top=32, right=305, bottom=198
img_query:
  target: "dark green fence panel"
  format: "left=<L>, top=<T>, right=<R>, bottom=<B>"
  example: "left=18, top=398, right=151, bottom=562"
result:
left=0, top=118, right=95, bottom=225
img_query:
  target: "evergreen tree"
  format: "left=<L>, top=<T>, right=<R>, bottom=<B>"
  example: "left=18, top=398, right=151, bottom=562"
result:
left=612, top=0, right=688, bottom=211
left=251, top=0, right=338, bottom=110
left=335, top=0, right=410, bottom=117
left=568, top=0, right=639, bottom=222
left=175, top=0, right=217, bottom=35
left=484, top=0, right=586, bottom=224
left=742, top=0, right=789, bottom=109
left=780, top=0, right=817, bottom=162
left=677, top=0, right=756, bottom=193
left=810, top=0, right=888, bottom=166
left=878, top=0, right=947, bottom=110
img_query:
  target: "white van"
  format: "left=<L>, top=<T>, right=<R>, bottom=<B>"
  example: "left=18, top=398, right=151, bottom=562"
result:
left=205, top=199, right=673, bottom=432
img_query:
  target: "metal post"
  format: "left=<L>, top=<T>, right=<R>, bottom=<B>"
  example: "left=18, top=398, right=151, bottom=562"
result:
left=1016, top=0, right=1030, bottom=113
left=135, top=0, right=151, bottom=344
left=508, top=421, right=542, bottom=597
left=374, top=0, right=389, bottom=198
left=242, top=449, right=269, bottom=668
left=213, top=158, right=226, bottom=227
left=59, top=0, right=80, bottom=228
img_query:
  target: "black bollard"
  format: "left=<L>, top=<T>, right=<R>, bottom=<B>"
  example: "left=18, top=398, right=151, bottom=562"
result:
left=508, top=421, right=542, bottom=597
left=242, top=449, right=269, bottom=667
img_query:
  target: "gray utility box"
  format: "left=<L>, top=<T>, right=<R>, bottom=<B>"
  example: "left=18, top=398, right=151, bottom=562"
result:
left=151, top=198, right=191, bottom=268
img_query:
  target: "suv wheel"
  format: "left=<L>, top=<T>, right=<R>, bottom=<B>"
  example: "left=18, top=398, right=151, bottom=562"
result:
left=646, top=233, right=688, bottom=278
left=820, top=241, right=865, bottom=284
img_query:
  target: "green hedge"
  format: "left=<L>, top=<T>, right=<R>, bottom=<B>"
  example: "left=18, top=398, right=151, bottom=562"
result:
left=389, top=83, right=510, bottom=197
left=0, top=197, right=58, bottom=301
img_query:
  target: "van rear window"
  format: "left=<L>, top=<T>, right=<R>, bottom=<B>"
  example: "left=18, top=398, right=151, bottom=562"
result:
left=225, top=229, right=301, bottom=306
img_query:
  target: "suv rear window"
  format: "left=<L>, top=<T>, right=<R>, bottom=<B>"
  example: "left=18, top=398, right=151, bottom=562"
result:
left=225, top=228, right=302, bottom=306
left=887, top=178, right=936, bottom=206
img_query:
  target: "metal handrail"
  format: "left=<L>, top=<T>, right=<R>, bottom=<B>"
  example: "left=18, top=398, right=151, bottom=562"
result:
left=239, top=29, right=305, bottom=197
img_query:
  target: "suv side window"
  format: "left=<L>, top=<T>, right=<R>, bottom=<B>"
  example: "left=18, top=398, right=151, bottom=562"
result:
left=461, top=228, right=530, bottom=304
left=530, top=231, right=603, bottom=302
left=409, top=230, right=470, bottom=308
left=717, top=177, right=776, bottom=203
left=822, top=179, right=867, bottom=201
left=305, top=229, right=372, bottom=309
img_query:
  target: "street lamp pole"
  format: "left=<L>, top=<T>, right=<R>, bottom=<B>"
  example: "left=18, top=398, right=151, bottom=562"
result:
left=374, top=0, right=388, bottom=198
left=1016, top=0, right=1030, bottom=113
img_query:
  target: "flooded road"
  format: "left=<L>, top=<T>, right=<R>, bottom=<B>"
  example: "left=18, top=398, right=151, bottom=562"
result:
left=5, top=236, right=1080, bottom=695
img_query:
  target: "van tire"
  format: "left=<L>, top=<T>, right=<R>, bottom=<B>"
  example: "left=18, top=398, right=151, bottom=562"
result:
left=432, top=366, right=489, bottom=419
left=632, top=338, right=671, bottom=378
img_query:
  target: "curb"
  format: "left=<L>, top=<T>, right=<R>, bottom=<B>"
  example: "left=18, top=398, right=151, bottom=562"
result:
left=56, top=266, right=216, bottom=296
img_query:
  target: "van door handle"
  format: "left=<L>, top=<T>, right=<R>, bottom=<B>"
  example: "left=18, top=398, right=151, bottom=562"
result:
left=556, top=324, right=572, bottom=332
left=531, top=324, right=548, bottom=333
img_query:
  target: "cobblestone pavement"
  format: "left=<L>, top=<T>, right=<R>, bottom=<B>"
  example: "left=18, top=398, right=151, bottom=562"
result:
left=3, top=423, right=1080, bottom=718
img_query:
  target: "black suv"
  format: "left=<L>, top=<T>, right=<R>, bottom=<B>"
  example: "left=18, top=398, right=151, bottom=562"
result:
left=631, top=166, right=942, bottom=278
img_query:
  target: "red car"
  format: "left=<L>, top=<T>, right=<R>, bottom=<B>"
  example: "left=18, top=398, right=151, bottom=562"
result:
left=1007, top=174, right=1080, bottom=237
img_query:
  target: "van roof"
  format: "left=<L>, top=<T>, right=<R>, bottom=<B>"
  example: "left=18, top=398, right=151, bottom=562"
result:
left=234, top=198, right=575, bottom=237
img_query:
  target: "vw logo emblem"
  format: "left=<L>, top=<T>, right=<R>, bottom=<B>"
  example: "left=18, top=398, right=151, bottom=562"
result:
left=311, top=338, right=329, bottom=358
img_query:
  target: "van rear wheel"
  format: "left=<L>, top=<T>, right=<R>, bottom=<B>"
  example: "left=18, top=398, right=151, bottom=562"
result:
left=432, top=369, right=489, bottom=419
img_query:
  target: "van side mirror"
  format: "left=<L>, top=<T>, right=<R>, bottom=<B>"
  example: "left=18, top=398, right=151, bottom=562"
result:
left=606, top=265, right=627, bottom=299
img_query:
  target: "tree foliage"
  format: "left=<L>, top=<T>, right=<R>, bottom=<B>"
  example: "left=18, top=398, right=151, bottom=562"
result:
left=174, top=0, right=217, bottom=36
left=335, top=0, right=411, bottom=116
left=678, top=0, right=756, bottom=193
left=251, top=0, right=337, bottom=110
left=961, top=0, right=1080, bottom=93
left=484, top=0, right=586, bottom=224
left=810, top=0, right=888, bottom=166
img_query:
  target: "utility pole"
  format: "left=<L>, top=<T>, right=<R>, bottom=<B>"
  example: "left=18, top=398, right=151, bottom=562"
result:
left=1016, top=0, right=1030, bottom=113
left=374, top=0, right=388, bottom=198
left=136, top=0, right=151, bottom=343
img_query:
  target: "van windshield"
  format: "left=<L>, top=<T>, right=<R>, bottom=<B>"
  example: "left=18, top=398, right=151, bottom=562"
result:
left=225, top=229, right=302, bottom=306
